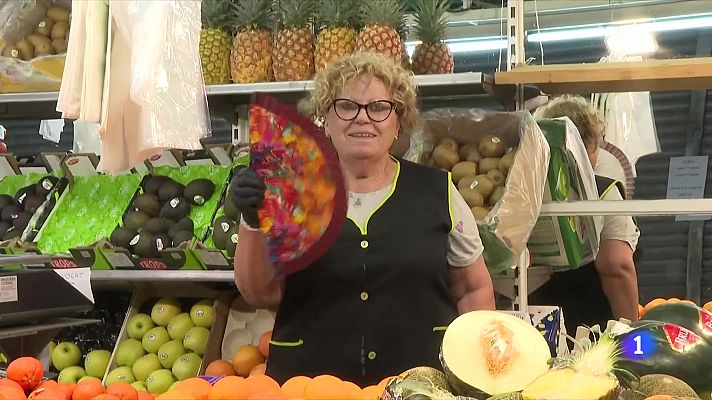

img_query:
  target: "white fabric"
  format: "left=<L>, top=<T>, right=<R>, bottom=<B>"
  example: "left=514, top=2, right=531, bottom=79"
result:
left=600, top=185, right=640, bottom=251
left=347, top=181, right=484, bottom=268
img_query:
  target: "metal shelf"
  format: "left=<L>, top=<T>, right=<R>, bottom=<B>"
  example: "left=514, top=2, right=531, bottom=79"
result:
left=90, top=269, right=234, bottom=283
left=540, top=198, right=712, bottom=217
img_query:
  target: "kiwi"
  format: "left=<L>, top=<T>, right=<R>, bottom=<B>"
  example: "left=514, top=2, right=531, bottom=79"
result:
left=26, top=34, right=51, bottom=49
left=439, top=137, right=459, bottom=152
left=171, top=231, right=194, bottom=247
left=143, top=218, right=170, bottom=234
left=479, top=134, right=507, bottom=158
left=12, top=212, right=31, bottom=230
left=15, top=185, right=36, bottom=206
left=36, top=176, right=59, bottom=197
left=499, top=151, right=516, bottom=174
left=459, top=143, right=482, bottom=163
left=489, top=186, right=505, bottom=207
left=158, top=180, right=185, bottom=202
left=15, top=40, right=34, bottom=60
left=1, top=204, right=22, bottom=221
left=459, top=188, right=484, bottom=208
left=35, top=18, right=55, bottom=37
left=223, top=195, right=241, bottom=220
left=460, top=175, right=495, bottom=199
left=50, top=20, right=69, bottom=40
left=159, top=197, right=191, bottom=222
left=124, top=211, right=150, bottom=231
left=431, top=145, right=460, bottom=171
left=47, top=6, right=71, bottom=21
left=451, top=161, right=478, bottom=184
left=51, top=39, right=67, bottom=54
left=24, top=194, right=45, bottom=214
left=155, top=234, right=171, bottom=252
left=212, top=216, right=235, bottom=250
left=133, top=194, right=160, bottom=217
left=34, top=42, right=52, bottom=57
left=225, top=225, right=239, bottom=257
left=487, top=170, right=506, bottom=187
left=184, top=179, right=216, bottom=206
left=0, top=195, right=15, bottom=209
left=133, top=232, right=158, bottom=258
left=471, top=207, right=490, bottom=222
left=2, top=46, right=20, bottom=59
left=143, top=175, right=171, bottom=195
left=478, top=158, right=500, bottom=174
left=110, top=227, right=139, bottom=249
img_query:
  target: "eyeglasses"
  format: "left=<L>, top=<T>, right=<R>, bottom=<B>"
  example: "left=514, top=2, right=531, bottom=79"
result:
left=332, top=99, right=396, bottom=122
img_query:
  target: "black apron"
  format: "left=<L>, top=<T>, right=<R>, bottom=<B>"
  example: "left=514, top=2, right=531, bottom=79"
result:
left=530, top=175, right=635, bottom=335
left=265, top=159, right=459, bottom=386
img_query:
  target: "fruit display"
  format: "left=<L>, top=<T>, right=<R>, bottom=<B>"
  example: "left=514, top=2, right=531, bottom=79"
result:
left=355, top=0, right=405, bottom=63
left=314, top=0, right=359, bottom=73
left=228, top=0, right=275, bottom=84
left=273, top=0, right=317, bottom=82
left=107, top=297, right=216, bottom=394
left=199, top=0, right=232, bottom=85
left=0, top=174, right=60, bottom=242
left=411, top=0, right=454, bottom=75
left=50, top=291, right=133, bottom=381
left=1, top=6, right=70, bottom=60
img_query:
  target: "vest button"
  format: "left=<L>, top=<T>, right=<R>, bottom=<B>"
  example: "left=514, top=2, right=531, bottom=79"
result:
left=368, top=351, right=377, bottom=360
left=360, top=240, right=368, bottom=248
left=360, top=292, right=368, bottom=301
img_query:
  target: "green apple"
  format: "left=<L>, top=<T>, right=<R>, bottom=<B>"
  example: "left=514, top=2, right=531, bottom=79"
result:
left=157, top=340, right=185, bottom=369
left=189, top=300, right=215, bottom=328
left=131, top=381, right=148, bottom=392
left=168, top=382, right=180, bottom=392
left=52, top=341, right=82, bottom=370
left=171, top=353, right=201, bottom=381
left=167, top=313, right=194, bottom=341
left=132, top=353, right=162, bottom=382
left=142, top=326, right=171, bottom=354
left=151, top=297, right=182, bottom=327
left=106, top=366, right=136, bottom=385
left=78, top=376, right=100, bottom=383
left=146, top=369, right=175, bottom=394
left=84, top=349, right=111, bottom=378
left=183, top=326, right=210, bottom=355
left=48, top=341, right=57, bottom=369
left=58, top=366, right=86, bottom=383
left=126, top=313, right=155, bottom=340
left=116, top=339, right=146, bottom=367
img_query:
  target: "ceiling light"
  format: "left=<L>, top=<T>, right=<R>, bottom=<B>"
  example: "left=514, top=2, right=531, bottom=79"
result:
left=405, top=37, right=507, bottom=56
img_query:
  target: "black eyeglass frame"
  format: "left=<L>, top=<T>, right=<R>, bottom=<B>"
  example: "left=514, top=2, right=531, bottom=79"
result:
left=331, top=98, right=397, bottom=122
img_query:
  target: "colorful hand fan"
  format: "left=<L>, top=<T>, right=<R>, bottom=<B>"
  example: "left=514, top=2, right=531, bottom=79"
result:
left=249, top=93, right=347, bottom=276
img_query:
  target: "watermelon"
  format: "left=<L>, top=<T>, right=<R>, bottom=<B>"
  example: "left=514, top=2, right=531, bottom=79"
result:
left=641, top=302, right=712, bottom=345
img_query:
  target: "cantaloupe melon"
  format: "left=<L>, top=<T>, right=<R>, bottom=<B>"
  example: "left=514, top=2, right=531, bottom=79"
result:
left=619, top=375, right=698, bottom=400
left=441, top=311, right=551, bottom=398
left=383, top=367, right=454, bottom=400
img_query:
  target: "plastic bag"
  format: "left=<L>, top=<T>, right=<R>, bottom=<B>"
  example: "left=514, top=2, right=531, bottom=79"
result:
left=404, top=109, right=550, bottom=274
left=0, top=0, right=71, bottom=93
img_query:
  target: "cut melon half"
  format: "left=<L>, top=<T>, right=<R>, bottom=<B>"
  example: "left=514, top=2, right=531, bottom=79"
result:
left=441, top=311, right=551, bottom=397
left=522, top=368, right=618, bottom=400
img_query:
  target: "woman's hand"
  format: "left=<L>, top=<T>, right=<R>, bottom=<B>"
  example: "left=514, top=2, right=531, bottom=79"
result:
left=229, top=167, right=266, bottom=228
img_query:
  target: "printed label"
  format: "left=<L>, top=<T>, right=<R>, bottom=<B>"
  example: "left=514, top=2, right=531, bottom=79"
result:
left=170, top=198, right=180, bottom=208
left=663, top=323, right=701, bottom=352
left=196, top=250, right=230, bottom=266
left=104, top=252, right=135, bottom=268
left=0, top=276, right=18, bottom=303
left=139, top=259, right=168, bottom=270
left=51, top=258, right=79, bottom=269
left=700, top=310, right=712, bottom=334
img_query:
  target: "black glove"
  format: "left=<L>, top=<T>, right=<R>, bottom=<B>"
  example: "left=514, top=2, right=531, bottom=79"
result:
left=228, top=167, right=266, bottom=229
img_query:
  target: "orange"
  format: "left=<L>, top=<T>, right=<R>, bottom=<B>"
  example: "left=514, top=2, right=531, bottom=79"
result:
left=173, top=379, right=211, bottom=400
left=56, top=384, right=76, bottom=400
left=91, top=395, right=121, bottom=400
left=72, top=378, right=104, bottom=400
left=136, top=392, right=153, bottom=400
left=204, top=361, right=236, bottom=377
left=232, top=346, right=265, bottom=378
left=7, top=357, right=44, bottom=392
left=341, top=381, right=360, bottom=400
left=0, top=383, right=27, bottom=400
left=245, top=376, right=280, bottom=399
left=643, top=298, right=666, bottom=315
left=247, top=389, right=286, bottom=400
left=681, top=299, right=696, bottom=306
left=637, top=304, right=644, bottom=317
left=281, top=376, right=311, bottom=399
left=703, top=300, right=712, bottom=313
left=667, top=298, right=681, bottom=303
left=0, top=380, right=25, bottom=392
left=28, top=387, right=65, bottom=400
left=248, top=364, right=266, bottom=377
left=208, top=376, right=248, bottom=400
left=303, top=375, right=349, bottom=400
left=106, top=383, right=138, bottom=400
left=154, top=392, right=196, bottom=400
left=36, top=381, right=58, bottom=391
left=357, top=386, right=382, bottom=400
left=257, top=332, right=271, bottom=359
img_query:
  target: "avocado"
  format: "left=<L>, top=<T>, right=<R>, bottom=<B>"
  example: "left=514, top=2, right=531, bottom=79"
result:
left=223, top=193, right=241, bottom=220
left=133, top=232, right=158, bottom=258
left=143, top=217, right=170, bottom=234
left=133, top=194, right=160, bottom=217
left=24, top=194, right=45, bottom=214
left=184, top=179, right=216, bottom=206
left=124, top=210, right=150, bottom=231
left=36, top=176, right=59, bottom=197
left=158, top=180, right=185, bottom=202
left=171, top=230, right=194, bottom=247
left=0, top=221, right=10, bottom=236
left=0, top=195, right=14, bottom=209
left=225, top=225, right=238, bottom=257
left=3, top=228, right=21, bottom=241
left=159, top=197, right=191, bottom=222
left=110, top=227, right=139, bottom=249
left=12, top=212, right=31, bottom=231
left=1, top=204, right=22, bottom=221
left=143, top=175, right=171, bottom=195
left=155, top=234, right=171, bottom=252
left=169, top=217, right=194, bottom=237
left=15, top=185, right=36, bottom=206
left=212, top=216, right=235, bottom=250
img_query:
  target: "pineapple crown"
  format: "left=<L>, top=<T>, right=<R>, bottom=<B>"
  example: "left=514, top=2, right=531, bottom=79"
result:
left=201, top=0, right=232, bottom=30
left=413, top=0, right=450, bottom=43
left=228, top=0, right=275, bottom=32
left=360, top=0, right=404, bottom=29
left=276, top=0, right=316, bottom=28
left=317, top=0, right=358, bottom=29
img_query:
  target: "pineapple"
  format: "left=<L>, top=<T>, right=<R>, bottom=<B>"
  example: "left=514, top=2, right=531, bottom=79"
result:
left=398, top=18, right=412, bottom=71
left=273, top=0, right=317, bottom=81
left=200, top=0, right=232, bottom=85
left=314, top=0, right=359, bottom=73
left=412, top=0, right=454, bottom=75
left=229, top=0, right=275, bottom=84
left=356, top=0, right=404, bottom=63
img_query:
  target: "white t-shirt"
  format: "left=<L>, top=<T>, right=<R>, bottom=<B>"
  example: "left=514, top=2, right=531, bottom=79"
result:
left=600, top=185, right=640, bottom=251
left=347, top=181, right=484, bottom=268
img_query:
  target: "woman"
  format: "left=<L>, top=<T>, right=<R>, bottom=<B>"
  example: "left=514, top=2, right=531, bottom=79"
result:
left=231, top=52, right=495, bottom=386
left=531, top=95, right=640, bottom=334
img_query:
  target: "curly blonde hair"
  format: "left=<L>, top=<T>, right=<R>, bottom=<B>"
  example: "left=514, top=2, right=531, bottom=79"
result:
left=300, top=52, right=419, bottom=136
left=533, top=95, right=605, bottom=150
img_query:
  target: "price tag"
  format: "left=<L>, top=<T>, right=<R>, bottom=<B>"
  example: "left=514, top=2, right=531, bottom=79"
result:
left=104, top=252, right=135, bottom=268
left=0, top=275, right=18, bottom=303
left=196, top=250, right=230, bottom=267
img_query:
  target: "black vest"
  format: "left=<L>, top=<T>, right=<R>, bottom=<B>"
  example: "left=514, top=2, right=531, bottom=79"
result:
left=265, top=159, right=459, bottom=386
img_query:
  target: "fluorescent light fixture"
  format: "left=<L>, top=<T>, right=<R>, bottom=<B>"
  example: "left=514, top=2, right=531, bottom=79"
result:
left=405, top=37, right=506, bottom=56
left=605, top=28, right=658, bottom=56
